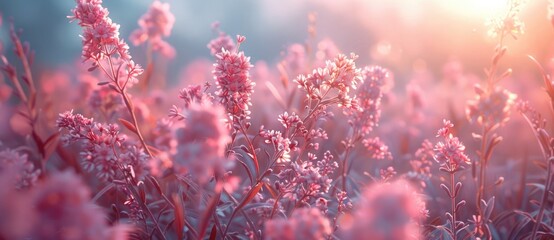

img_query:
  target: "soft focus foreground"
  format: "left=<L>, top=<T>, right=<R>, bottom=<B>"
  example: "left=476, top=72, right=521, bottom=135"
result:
left=1, top=0, right=554, bottom=239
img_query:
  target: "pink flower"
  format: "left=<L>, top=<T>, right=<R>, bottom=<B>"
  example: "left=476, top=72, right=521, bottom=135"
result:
left=466, top=85, right=517, bottom=129
left=275, top=151, right=337, bottom=201
left=174, top=102, right=232, bottom=184
left=362, top=137, right=392, bottom=160
left=207, top=33, right=236, bottom=56
left=347, top=65, right=392, bottom=134
left=295, top=53, right=362, bottom=111
left=213, top=45, right=255, bottom=120
left=130, top=1, right=175, bottom=58
left=410, top=139, right=435, bottom=177
left=345, top=180, right=427, bottom=240
left=138, top=1, right=174, bottom=38
left=433, top=120, right=470, bottom=172
left=57, top=110, right=148, bottom=181
left=264, top=207, right=332, bottom=240
left=70, top=0, right=143, bottom=87
left=283, top=43, right=307, bottom=76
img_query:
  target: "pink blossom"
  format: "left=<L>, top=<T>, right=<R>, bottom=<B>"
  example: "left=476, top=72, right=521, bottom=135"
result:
left=70, top=0, right=143, bottom=87
left=264, top=207, right=332, bottom=240
left=410, top=139, right=435, bottom=177
left=57, top=110, right=149, bottom=181
left=362, top=137, right=392, bottom=160
left=213, top=45, right=255, bottom=120
left=207, top=33, right=236, bottom=56
left=130, top=1, right=175, bottom=58
left=276, top=151, right=337, bottom=201
left=347, top=65, right=392, bottom=134
left=433, top=120, right=470, bottom=172
left=295, top=53, right=362, bottom=112
left=466, top=85, right=517, bottom=129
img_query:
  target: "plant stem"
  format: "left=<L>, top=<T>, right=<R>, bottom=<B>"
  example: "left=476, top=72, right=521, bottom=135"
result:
left=450, top=171, right=458, bottom=240
left=120, top=89, right=154, bottom=158
left=530, top=158, right=554, bottom=240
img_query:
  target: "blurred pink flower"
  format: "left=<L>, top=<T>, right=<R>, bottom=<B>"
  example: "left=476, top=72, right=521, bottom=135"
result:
left=174, top=102, right=232, bottom=184
left=362, top=137, right=392, bottom=160
left=314, top=38, right=340, bottom=67
left=264, top=207, right=332, bottom=240
left=0, top=148, right=40, bottom=189
left=283, top=43, right=307, bottom=76
left=207, top=33, right=236, bottom=56
left=130, top=1, right=175, bottom=58
left=466, top=85, right=517, bottom=129
left=410, top=139, right=434, bottom=177
left=345, top=180, right=427, bottom=240
left=28, top=171, right=129, bottom=239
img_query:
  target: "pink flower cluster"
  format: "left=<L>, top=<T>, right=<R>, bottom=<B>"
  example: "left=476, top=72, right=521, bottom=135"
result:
left=276, top=151, right=338, bottom=202
left=69, top=0, right=143, bottom=87
left=433, top=120, right=471, bottom=172
left=349, top=66, right=392, bottom=134
left=208, top=33, right=236, bottom=56
left=466, top=85, right=517, bottom=129
left=213, top=40, right=255, bottom=120
left=130, top=1, right=175, bottom=58
left=56, top=110, right=148, bottom=181
left=295, top=53, right=362, bottom=109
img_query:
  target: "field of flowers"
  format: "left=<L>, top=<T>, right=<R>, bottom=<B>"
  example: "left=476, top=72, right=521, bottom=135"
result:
left=1, top=0, right=554, bottom=239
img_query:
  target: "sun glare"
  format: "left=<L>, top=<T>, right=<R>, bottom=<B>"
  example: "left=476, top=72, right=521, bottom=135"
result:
left=438, top=0, right=511, bottom=19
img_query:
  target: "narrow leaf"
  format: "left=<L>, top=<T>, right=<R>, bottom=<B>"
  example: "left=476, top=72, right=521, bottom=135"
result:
left=484, top=196, right=495, bottom=221
left=455, top=200, right=466, bottom=213
left=118, top=118, right=137, bottom=133
left=263, top=182, right=278, bottom=199
left=92, top=183, right=115, bottom=202
left=236, top=182, right=263, bottom=212
left=43, top=132, right=60, bottom=160
left=137, top=181, right=146, bottom=203
left=236, top=158, right=253, bottom=185
left=172, top=193, right=185, bottom=240
left=198, top=191, right=221, bottom=240
left=440, top=184, right=452, bottom=198
left=209, top=225, right=217, bottom=240
left=148, top=176, right=163, bottom=196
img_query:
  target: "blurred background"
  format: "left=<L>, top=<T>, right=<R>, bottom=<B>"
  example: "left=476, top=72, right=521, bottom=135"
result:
left=0, top=0, right=552, bottom=86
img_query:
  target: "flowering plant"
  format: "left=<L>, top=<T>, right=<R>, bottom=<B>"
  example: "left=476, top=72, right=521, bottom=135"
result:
left=1, top=0, right=554, bottom=239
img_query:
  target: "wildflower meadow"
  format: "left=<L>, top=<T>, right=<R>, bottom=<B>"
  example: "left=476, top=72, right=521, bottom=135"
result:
left=2, top=0, right=554, bottom=239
